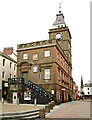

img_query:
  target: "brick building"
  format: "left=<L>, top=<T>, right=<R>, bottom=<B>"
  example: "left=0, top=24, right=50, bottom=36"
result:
left=8, top=7, right=74, bottom=104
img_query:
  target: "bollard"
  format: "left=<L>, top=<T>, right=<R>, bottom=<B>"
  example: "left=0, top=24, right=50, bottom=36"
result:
left=39, top=108, right=45, bottom=118
left=34, top=99, right=37, bottom=105
left=49, top=102, right=53, bottom=109
left=51, top=101, right=55, bottom=107
left=45, top=104, right=50, bottom=113
left=2, top=98, right=4, bottom=104
left=17, top=98, right=19, bottom=105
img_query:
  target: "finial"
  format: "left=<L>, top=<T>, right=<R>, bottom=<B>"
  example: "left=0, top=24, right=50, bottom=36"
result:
left=59, top=2, right=62, bottom=13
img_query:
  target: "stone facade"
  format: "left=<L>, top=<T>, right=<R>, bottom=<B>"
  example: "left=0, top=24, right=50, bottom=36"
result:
left=16, top=26, right=73, bottom=103
left=9, top=8, right=75, bottom=104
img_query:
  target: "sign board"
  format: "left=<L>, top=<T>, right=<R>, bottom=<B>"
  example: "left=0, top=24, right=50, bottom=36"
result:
left=4, top=83, right=8, bottom=87
left=24, top=91, right=31, bottom=100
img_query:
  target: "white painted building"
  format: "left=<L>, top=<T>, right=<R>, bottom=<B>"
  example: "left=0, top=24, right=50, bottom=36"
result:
left=0, top=47, right=17, bottom=101
left=83, top=81, right=92, bottom=98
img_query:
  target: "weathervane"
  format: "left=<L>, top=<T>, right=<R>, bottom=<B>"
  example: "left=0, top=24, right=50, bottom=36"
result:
left=59, top=2, right=62, bottom=13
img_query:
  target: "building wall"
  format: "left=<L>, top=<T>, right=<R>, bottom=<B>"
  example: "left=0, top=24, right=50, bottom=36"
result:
left=17, top=43, right=73, bottom=102
left=0, top=56, right=2, bottom=100
left=83, top=87, right=92, bottom=96
left=0, top=54, right=17, bottom=100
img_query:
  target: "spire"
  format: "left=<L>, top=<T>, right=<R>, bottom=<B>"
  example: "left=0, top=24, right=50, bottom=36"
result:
left=53, top=2, right=66, bottom=28
left=59, top=2, right=62, bottom=13
left=81, top=75, right=83, bottom=89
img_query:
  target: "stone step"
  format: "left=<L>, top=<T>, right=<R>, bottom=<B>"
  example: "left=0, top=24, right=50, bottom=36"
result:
left=0, top=110, right=40, bottom=119
left=20, top=114, right=40, bottom=119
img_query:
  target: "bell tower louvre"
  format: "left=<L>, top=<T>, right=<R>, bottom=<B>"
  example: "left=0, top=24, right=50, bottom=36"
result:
left=8, top=3, right=74, bottom=104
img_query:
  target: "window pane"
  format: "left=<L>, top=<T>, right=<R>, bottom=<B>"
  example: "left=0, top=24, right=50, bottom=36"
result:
left=2, top=71, right=4, bottom=78
left=3, top=59, right=5, bottom=66
left=44, top=50, right=50, bottom=57
left=33, top=66, right=38, bottom=72
left=33, top=54, right=38, bottom=60
left=44, top=69, right=50, bottom=79
left=23, top=53, right=28, bottom=59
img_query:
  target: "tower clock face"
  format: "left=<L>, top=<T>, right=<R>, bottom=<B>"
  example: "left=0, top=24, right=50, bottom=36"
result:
left=55, top=33, right=62, bottom=40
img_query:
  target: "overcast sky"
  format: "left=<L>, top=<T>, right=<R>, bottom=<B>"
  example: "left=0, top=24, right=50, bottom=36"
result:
left=0, top=0, right=90, bottom=90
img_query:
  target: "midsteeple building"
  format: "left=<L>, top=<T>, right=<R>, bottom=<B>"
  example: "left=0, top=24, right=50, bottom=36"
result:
left=8, top=3, right=75, bottom=104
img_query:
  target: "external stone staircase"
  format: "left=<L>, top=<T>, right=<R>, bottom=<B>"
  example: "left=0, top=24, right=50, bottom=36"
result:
left=8, top=78, right=55, bottom=104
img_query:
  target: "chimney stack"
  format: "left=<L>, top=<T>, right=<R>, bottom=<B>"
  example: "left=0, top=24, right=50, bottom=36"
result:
left=3, top=47, right=13, bottom=55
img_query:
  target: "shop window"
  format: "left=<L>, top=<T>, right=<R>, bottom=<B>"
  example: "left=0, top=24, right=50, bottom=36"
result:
left=23, top=53, right=28, bottom=59
left=44, top=50, right=50, bottom=57
left=44, top=69, right=50, bottom=79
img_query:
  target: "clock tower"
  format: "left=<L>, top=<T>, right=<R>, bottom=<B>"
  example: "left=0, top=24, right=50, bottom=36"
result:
left=49, top=4, right=72, bottom=65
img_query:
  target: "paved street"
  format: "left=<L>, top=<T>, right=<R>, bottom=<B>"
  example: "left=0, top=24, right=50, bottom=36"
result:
left=46, top=101, right=91, bottom=118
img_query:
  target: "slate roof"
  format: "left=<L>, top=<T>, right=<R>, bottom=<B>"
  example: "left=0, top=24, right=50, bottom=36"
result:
left=0, top=51, right=17, bottom=63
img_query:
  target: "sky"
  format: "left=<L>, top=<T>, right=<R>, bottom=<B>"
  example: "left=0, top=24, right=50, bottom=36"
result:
left=0, top=0, right=90, bottom=90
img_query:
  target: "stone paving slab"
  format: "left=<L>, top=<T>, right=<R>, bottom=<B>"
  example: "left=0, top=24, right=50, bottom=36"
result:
left=0, top=103, right=45, bottom=113
left=46, top=101, right=91, bottom=118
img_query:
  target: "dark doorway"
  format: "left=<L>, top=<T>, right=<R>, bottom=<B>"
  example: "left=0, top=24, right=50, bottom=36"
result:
left=62, top=90, right=64, bottom=103
left=22, top=72, right=28, bottom=80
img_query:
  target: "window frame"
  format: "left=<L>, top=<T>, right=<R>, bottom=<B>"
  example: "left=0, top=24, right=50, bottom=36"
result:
left=23, top=53, right=28, bottom=60
left=33, top=54, right=38, bottom=60
left=3, top=59, right=5, bottom=66
left=2, top=71, right=5, bottom=79
left=10, top=62, right=12, bottom=69
left=44, top=50, right=50, bottom=57
left=14, top=64, right=16, bottom=70
left=44, top=68, right=50, bottom=80
left=33, top=66, right=38, bottom=73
